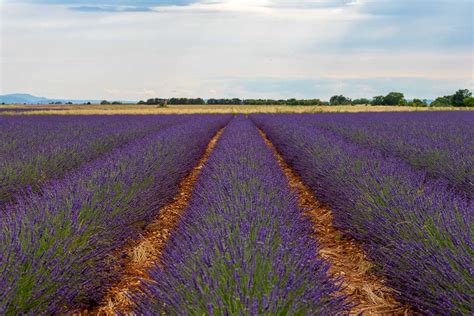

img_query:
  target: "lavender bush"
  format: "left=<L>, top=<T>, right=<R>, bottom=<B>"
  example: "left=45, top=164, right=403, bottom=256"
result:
left=0, top=115, right=230, bottom=314
left=252, top=114, right=473, bottom=314
left=278, top=112, right=473, bottom=197
left=0, top=115, right=192, bottom=205
left=136, top=116, right=348, bottom=315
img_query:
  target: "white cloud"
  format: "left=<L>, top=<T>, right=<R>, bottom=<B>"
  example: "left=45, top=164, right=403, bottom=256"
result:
left=0, top=0, right=472, bottom=99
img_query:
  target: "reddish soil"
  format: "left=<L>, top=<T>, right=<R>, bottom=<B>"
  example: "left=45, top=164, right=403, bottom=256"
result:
left=259, top=129, right=411, bottom=316
left=83, top=128, right=225, bottom=315
left=79, top=125, right=411, bottom=315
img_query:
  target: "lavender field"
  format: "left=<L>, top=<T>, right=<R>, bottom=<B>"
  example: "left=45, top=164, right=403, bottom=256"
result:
left=252, top=112, right=473, bottom=314
left=0, top=112, right=472, bottom=315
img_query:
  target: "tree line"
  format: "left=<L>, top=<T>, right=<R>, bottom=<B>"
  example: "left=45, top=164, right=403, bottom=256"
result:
left=105, top=89, right=473, bottom=107
left=137, top=98, right=326, bottom=106
left=329, top=89, right=473, bottom=107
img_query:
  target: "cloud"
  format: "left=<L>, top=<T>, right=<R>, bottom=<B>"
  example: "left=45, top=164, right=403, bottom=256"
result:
left=4, top=0, right=198, bottom=14
left=71, top=5, right=153, bottom=12
left=359, top=0, right=472, bottom=17
left=349, top=0, right=474, bottom=50
left=224, top=77, right=473, bottom=99
left=13, top=0, right=198, bottom=6
left=267, top=0, right=358, bottom=9
left=0, top=0, right=472, bottom=99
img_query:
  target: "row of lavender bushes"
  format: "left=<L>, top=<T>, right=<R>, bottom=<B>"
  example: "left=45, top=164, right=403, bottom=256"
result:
left=0, top=115, right=230, bottom=314
left=0, top=108, right=54, bottom=113
left=135, top=116, right=348, bottom=315
left=289, top=112, right=473, bottom=197
left=252, top=114, right=473, bottom=314
left=0, top=115, right=193, bottom=206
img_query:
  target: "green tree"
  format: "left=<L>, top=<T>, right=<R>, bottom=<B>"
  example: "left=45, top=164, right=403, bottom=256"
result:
left=100, top=100, right=110, bottom=105
left=409, top=98, right=427, bottom=107
left=383, top=92, right=405, bottom=105
left=352, top=98, right=371, bottom=105
left=329, top=95, right=351, bottom=105
left=451, top=89, right=472, bottom=107
left=371, top=96, right=385, bottom=105
left=431, top=96, right=451, bottom=107
left=146, top=98, right=167, bottom=105
left=463, top=97, right=474, bottom=107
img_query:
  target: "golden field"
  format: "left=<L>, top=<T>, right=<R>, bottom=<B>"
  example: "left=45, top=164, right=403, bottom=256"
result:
left=0, top=103, right=469, bottom=115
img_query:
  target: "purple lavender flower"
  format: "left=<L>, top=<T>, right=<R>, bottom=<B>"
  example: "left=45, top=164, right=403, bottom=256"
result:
left=136, top=116, right=348, bottom=315
left=251, top=112, right=473, bottom=314
left=0, top=114, right=231, bottom=314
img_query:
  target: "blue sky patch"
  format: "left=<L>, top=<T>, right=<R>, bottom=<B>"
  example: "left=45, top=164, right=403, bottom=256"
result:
left=27, top=0, right=195, bottom=4
left=70, top=5, right=154, bottom=12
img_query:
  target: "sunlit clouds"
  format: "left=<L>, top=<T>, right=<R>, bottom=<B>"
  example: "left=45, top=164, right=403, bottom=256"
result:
left=0, top=0, right=472, bottom=100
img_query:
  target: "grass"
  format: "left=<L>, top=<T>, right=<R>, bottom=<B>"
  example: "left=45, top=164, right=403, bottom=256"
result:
left=0, top=103, right=470, bottom=115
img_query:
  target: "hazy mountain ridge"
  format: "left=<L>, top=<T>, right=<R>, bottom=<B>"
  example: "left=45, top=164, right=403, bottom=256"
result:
left=0, top=93, right=135, bottom=105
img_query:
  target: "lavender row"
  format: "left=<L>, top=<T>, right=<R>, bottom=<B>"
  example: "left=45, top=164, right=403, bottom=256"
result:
left=0, top=108, right=61, bottom=113
left=0, top=115, right=231, bottom=315
left=0, top=115, right=194, bottom=205
left=135, top=116, right=348, bottom=315
left=251, top=114, right=473, bottom=314
left=283, top=112, right=473, bottom=196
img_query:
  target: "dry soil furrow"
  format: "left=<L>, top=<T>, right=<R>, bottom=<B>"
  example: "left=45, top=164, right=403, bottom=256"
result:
left=258, top=128, right=411, bottom=316
left=86, top=127, right=226, bottom=316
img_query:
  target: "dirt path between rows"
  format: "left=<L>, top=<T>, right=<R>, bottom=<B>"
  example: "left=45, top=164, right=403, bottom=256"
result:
left=258, top=129, right=411, bottom=315
left=83, top=128, right=226, bottom=316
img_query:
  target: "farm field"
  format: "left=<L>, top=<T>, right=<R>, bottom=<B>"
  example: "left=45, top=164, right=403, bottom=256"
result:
left=0, top=112, right=472, bottom=315
left=0, top=103, right=469, bottom=115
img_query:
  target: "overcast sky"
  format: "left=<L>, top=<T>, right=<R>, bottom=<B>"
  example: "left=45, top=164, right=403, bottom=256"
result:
left=0, top=0, right=472, bottom=100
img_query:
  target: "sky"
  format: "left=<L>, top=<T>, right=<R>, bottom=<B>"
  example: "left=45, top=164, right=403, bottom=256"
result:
left=0, top=0, right=473, bottom=100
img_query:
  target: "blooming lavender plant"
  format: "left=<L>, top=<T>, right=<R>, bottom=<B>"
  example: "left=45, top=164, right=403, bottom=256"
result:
left=136, top=116, right=348, bottom=315
left=252, top=114, right=473, bottom=314
left=0, top=115, right=193, bottom=205
left=271, top=112, right=474, bottom=197
left=0, top=115, right=231, bottom=314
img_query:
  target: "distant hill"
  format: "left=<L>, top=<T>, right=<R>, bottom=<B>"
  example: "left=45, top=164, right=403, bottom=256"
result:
left=0, top=93, right=135, bottom=105
left=0, top=93, right=53, bottom=104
